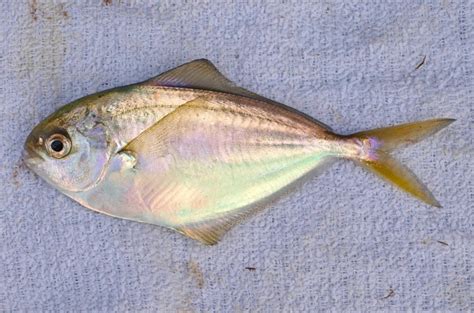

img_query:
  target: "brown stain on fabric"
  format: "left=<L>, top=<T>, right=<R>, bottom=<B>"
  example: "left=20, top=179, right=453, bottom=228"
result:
left=187, top=261, right=205, bottom=289
left=17, top=1, right=68, bottom=123
left=103, top=0, right=113, bottom=5
left=29, top=1, right=69, bottom=22
left=60, top=4, right=69, bottom=18
left=29, top=0, right=38, bottom=21
left=11, top=159, right=26, bottom=188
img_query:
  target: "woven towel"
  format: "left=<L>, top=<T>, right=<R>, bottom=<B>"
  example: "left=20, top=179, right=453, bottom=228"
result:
left=0, top=0, right=472, bottom=311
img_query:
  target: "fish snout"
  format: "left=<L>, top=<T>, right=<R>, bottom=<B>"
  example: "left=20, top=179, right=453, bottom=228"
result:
left=22, top=134, right=44, bottom=168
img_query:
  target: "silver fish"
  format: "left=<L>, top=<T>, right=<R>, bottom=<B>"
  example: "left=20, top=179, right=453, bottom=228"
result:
left=23, top=59, right=454, bottom=244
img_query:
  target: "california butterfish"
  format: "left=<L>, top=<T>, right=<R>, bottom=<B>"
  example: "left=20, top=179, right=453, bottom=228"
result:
left=23, top=59, right=454, bottom=244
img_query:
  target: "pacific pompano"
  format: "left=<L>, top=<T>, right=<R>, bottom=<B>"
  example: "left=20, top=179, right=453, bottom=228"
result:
left=23, top=59, right=454, bottom=244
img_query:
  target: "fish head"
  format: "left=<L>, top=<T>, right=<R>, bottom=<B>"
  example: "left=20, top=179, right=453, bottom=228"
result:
left=23, top=95, right=114, bottom=193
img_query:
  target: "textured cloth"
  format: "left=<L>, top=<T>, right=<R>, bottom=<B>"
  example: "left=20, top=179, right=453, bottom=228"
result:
left=0, top=1, right=472, bottom=311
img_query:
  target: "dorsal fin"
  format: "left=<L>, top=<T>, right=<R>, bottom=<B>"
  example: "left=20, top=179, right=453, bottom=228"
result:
left=144, top=59, right=332, bottom=130
left=144, top=59, right=265, bottom=100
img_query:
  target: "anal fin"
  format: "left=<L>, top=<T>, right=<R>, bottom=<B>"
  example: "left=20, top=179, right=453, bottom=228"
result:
left=174, top=211, right=248, bottom=245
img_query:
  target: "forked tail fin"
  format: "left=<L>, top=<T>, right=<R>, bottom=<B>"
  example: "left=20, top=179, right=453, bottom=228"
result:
left=349, top=118, right=455, bottom=207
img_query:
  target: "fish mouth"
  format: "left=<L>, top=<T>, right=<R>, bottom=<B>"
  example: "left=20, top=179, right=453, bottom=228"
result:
left=22, top=137, right=44, bottom=169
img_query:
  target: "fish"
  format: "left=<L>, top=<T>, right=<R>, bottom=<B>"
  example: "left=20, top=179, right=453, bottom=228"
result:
left=23, top=59, right=455, bottom=245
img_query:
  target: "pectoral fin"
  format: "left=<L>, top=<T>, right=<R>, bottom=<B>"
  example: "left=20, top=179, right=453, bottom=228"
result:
left=122, top=97, right=270, bottom=244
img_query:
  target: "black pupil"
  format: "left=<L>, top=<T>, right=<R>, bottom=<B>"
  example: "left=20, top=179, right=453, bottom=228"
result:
left=50, top=140, right=64, bottom=152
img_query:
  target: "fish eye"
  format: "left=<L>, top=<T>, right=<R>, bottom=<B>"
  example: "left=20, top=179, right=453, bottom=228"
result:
left=50, top=140, right=63, bottom=152
left=45, top=133, right=71, bottom=159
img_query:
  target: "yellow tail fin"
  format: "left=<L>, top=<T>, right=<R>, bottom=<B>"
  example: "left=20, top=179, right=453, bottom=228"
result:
left=351, top=118, right=455, bottom=207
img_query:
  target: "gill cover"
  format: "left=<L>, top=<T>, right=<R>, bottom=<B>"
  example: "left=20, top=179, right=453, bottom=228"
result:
left=43, top=108, right=112, bottom=193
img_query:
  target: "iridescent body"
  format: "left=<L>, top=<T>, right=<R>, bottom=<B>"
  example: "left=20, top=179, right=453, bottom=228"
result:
left=24, top=59, right=454, bottom=244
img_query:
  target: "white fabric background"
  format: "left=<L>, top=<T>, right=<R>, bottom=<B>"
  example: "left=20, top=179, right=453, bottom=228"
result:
left=1, top=0, right=472, bottom=311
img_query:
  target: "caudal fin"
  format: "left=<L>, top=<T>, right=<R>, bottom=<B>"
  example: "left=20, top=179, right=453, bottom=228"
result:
left=350, top=118, right=455, bottom=207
